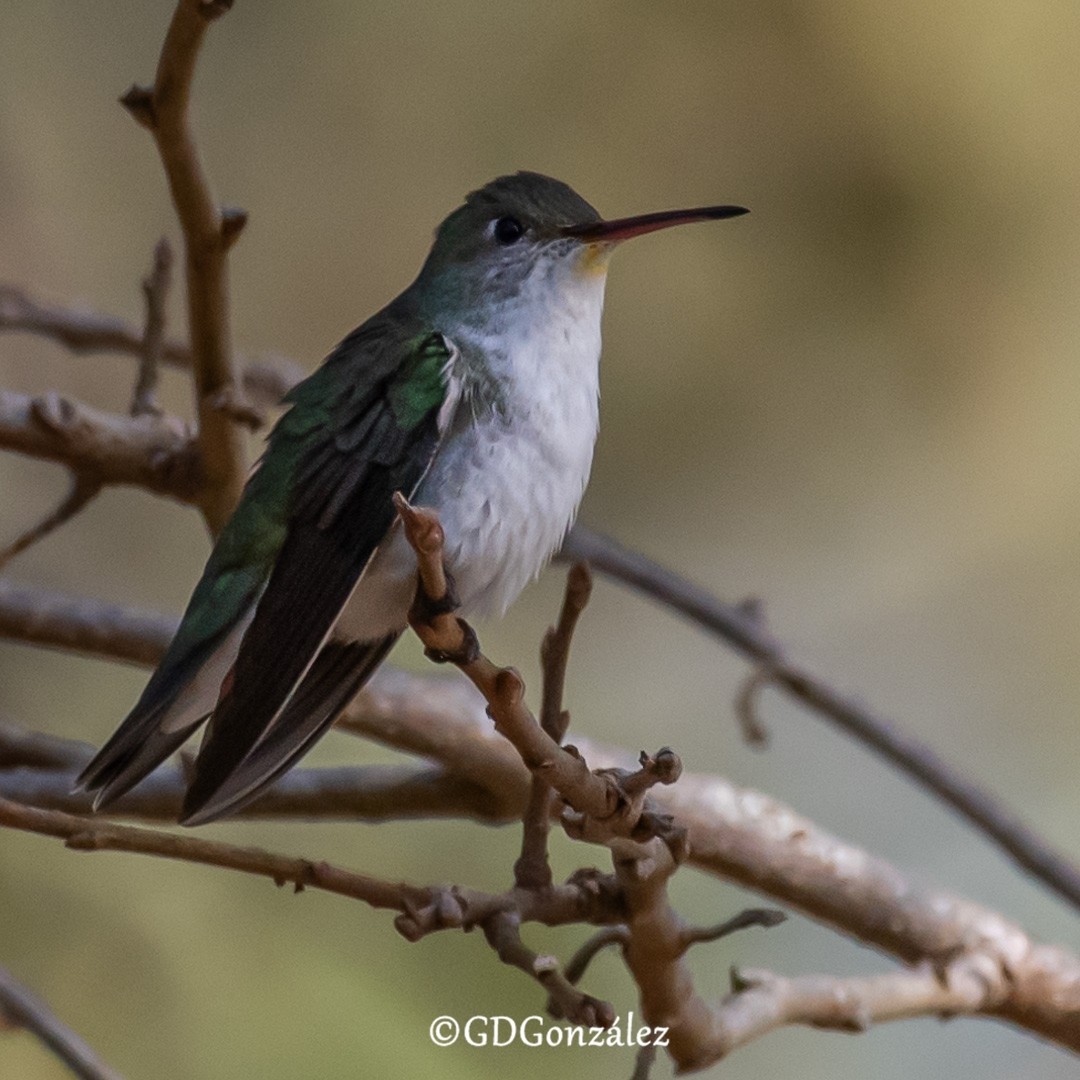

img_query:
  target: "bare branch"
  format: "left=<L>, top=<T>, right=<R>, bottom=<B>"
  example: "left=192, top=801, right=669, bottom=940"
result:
left=0, top=473, right=101, bottom=571
left=514, top=562, right=592, bottom=890
left=629, top=1043, right=657, bottom=1080
left=130, top=238, right=173, bottom=417
left=563, top=926, right=629, bottom=985
left=0, top=284, right=298, bottom=407
left=0, top=389, right=200, bottom=503
left=678, top=907, right=786, bottom=952
left=123, top=0, right=248, bottom=532
left=0, top=760, right=510, bottom=825
left=0, top=581, right=175, bottom=666
left=563, top=524, right=1080, bottom=913
left=1, top=585, right=1079, bottom=1052
left=0, top=794, right=422, bottom=909
left=0, top=965, right=126, bottom=1080
left=711, top=959, right=1013, bottom=1060
left=483, top=910, right=615, bottom=1028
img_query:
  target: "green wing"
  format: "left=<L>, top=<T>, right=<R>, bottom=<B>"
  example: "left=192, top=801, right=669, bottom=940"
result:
left=79, top=314, right=454, bottom=809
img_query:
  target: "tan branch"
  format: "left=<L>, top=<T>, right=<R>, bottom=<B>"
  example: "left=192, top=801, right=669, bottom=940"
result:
left=0, top=793, right=422, bottom=909
left=0, top=389, right=200, bottom=502
left=483, top=910, right=615, bottom=1027
left=514, top=562, right=592, bottom=889
left=710, top=959, right=1012, bottom=1060
left=0, top=760, right=510, bottom=825
left=0, top=965, right=126, bottom=1080
left=0, top=284, right=298, bottom=407
left=563, top=525, right=1080, bottom=912
left=0, top=585, right=1078, bottom=1052
left=130, top=238, right=173, bottom=417
left=0, top=581, right=176, bottom=666
left=121, top=0, right=248, bottom=532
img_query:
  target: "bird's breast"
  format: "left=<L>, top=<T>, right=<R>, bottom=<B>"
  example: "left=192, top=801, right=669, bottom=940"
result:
left=422, top=319, right=601, bottom=616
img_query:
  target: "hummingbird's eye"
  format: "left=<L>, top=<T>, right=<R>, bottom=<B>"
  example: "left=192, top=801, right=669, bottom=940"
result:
left=493, top=216, right=525, bottom=245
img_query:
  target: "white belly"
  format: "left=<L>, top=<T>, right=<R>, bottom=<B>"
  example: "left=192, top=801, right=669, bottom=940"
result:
left=336, top=270, right=604, bottom=641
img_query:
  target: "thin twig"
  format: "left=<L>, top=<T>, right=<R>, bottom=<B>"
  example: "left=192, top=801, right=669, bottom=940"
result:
left=0, top=964, right=126, bottom=1080
left=0, top=760, right=511, bottom=825
left=629, top=1043, right=657, bottom=1080
left=514, top=562, right=592, bottom=889
left=0, top=284, right=298, bottom=406
left=1, top=587, right=1079, bottom=1051
left=122, top=0, right=248, bottom=532
left=483, top=910, right=615, bottom=1027
left=130, top=238, right=172, bottom=417
left=0, top=473, right=101, bottom=571
left=0, top=389, right=200, bottom=503
left=563, top=926, right=629, bottom=985
left=678, top=908, right=787, bottom=951
left=562, top=524, right=1080, bottom=913
left=0, top=794, right=421, bottom=909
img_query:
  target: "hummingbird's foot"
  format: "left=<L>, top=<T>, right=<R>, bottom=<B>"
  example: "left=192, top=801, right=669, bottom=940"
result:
left=423, top=619, right=480, bottom=667
left=408, top=568, right=461, bottom=622
left=406, top=566, right=481, bottom=665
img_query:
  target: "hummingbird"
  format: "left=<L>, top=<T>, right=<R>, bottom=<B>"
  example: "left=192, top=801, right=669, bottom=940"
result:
left=77, top=172, right=747, bottom=825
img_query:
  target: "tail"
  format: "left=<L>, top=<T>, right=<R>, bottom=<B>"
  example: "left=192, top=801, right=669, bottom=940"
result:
left=178, top=634, right=398, bottom=825
left=76, top=612, right=253, bottom=808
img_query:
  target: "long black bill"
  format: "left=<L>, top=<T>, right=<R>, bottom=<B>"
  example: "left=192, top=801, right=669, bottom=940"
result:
left=563, top=204, right=748, bottom=243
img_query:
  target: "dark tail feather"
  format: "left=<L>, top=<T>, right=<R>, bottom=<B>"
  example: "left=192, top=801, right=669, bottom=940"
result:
left=82, top=717, right=208, bottom=811
left=179, top=634, right=398, bottom=825
left=75, top=615, right=252, bottom=808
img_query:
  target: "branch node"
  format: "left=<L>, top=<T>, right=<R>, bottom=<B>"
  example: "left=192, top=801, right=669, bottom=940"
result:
left=205, top=385, right=266, bottom=430
left=119, top=83, right=157, bottom=128
left=734, top=667, right=772, bottom=748
left=199, top=0, right=234, bottom=20
left=219, top=206, right=248, bottom=249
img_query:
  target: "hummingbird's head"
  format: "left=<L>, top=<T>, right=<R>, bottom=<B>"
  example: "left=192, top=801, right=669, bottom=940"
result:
left=413, top=171, right=747, bottom=332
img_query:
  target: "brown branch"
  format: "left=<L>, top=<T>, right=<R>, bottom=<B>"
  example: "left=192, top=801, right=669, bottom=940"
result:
left=0, top=794, right=628, bottom=953
left=0, top=581, right=176, bottom=666
left=483, top=910, right=615, bottom=1027
left=0, top=389, right=201, bottom=503
left=712, top=959, right=1013, bottom=1060
left=0, top=473, right=101, bottom=571
left=629, top=1043, right=657, bottom=1080
left=678, top=908, right=787, bottom=951
left=395, top=496, right=621, bottom=826
left=0, top=794, right=422, bottom=909
left=0, top=965, right=126, bottom=1080
left=563, top=524, right=1080, bottom=913
left=121, top=0, right=247, bottom=533
left=514, top=562, right=592, bottom=889
left=0, top=760, right=511, bottom=825
left=130, top=238, right=173, bottom=417
left=0, top=284, right=298, bottom=407
left=1, top=585, right=1078, bottom=1052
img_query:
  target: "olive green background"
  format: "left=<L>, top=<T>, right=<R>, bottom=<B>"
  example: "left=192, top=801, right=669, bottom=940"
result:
left=2, top=2, right=1079, bottom=1077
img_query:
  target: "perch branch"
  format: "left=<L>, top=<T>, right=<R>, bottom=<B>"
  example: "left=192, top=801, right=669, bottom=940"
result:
left=0, top=586, right=1079, bottom=1052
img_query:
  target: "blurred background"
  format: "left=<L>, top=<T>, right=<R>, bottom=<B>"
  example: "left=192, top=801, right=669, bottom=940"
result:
left=2, top=1, right=1079, bottom=1076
